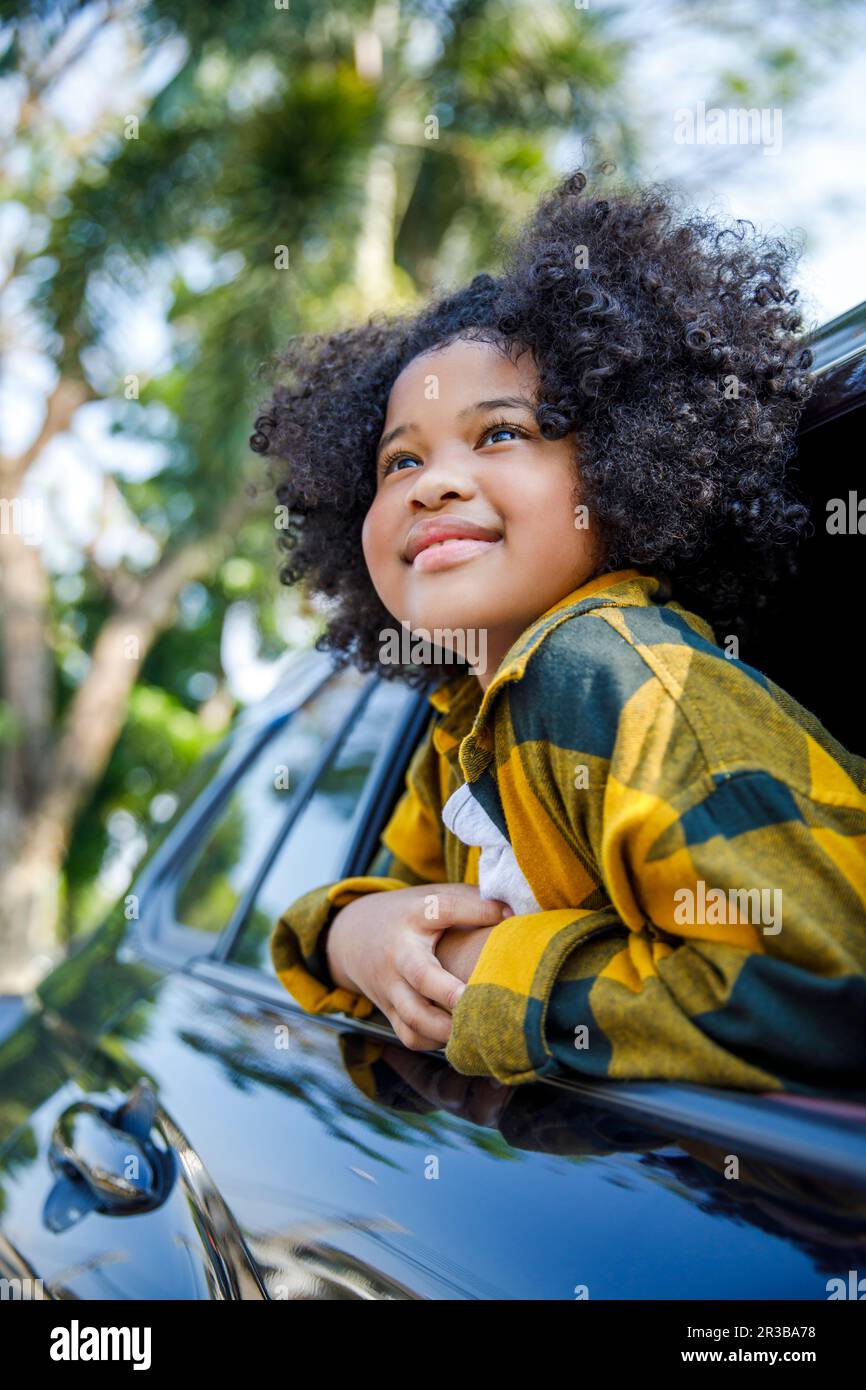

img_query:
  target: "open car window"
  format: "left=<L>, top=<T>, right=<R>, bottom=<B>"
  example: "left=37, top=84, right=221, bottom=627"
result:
left=227, top=677, right=413, bottom=973
left=170, top=665, right=370, bottom=938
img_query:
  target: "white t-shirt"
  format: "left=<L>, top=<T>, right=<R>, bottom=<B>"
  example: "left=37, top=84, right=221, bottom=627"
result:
left=440, top=781, right=541, bottom=918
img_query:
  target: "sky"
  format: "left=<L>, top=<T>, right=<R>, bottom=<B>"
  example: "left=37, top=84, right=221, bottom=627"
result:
left=600, top=0, right=866, bottom=333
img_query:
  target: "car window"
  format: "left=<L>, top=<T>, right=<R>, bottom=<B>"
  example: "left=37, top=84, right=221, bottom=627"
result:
left=172, top=664, right=369, bottom=935
left=228, top=677, right=412, bottom=973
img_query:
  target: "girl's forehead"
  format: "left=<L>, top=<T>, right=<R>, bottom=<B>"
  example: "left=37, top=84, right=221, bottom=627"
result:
left=386, top=338, right=538, bottom=409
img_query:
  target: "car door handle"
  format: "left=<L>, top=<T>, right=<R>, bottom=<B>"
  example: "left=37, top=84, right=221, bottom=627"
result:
left=48, top=1080, right=173, bottom=1220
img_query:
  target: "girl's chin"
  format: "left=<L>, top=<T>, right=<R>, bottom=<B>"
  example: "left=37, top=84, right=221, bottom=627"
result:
left=400, top=603, right=489, bottom=636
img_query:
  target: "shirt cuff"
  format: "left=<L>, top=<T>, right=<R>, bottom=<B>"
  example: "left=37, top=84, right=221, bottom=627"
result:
left=270, top=876, right=410, bottom=1019
left=444, top=906, right=622, bottom=1084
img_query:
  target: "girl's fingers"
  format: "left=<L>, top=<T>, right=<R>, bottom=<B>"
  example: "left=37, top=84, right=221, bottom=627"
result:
left=389, top=981, right=453, bottom=1047
left=424, top=887, right=511, bottom=929
left=401, top=953, right=467, bottom=1012
left=392, top=1021, right=444, bottom=1052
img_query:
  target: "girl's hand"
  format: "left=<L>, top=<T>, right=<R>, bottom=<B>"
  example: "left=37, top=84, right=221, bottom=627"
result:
left=435, top=924, right=497, bottom=986
left=325, top=884, right=511, bottom=1051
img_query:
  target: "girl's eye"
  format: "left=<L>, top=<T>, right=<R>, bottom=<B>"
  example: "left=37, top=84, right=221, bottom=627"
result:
left=381, top=453, right=421, bottom=478
left=379, top=419, right=528, bottom=478
left=480, top=418, right=530, bottom=447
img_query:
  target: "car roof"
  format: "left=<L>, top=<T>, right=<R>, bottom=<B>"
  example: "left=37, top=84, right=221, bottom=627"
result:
left=801, top=297, right=866, bottom=432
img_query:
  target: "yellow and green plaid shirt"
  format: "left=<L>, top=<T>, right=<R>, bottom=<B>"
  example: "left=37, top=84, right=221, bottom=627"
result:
left=271, top=568, right=866, bottom=1093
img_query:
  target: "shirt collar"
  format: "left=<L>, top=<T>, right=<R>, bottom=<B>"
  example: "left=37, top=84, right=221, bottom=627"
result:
left=426, top=568, right=675, bottom=780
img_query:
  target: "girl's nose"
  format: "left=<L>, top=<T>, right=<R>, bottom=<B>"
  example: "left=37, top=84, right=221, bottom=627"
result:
left=406, top=460, right=477, bottom=509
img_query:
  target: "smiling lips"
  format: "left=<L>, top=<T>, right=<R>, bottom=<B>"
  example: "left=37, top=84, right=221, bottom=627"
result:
left=404, top=517, right=502, bottom=572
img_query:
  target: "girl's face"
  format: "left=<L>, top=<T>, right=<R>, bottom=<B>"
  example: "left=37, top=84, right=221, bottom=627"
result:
left=361, top=337, right=600, bottom=687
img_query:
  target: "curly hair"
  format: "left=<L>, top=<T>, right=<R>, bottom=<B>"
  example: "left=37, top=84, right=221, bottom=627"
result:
left=250, top=167, right=816, bottom=688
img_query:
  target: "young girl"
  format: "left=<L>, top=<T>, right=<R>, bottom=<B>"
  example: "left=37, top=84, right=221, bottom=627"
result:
left=251, top=169, right=866, bottom=1094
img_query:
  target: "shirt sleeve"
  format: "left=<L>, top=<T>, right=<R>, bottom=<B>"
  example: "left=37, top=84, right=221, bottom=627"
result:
left=445, top=739, right=866, bottom=1092
left=270, top=711, right=447, bottom=1018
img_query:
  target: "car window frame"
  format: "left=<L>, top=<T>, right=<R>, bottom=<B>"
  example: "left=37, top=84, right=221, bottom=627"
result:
left=164, top=670, right=377, bottom=958
left=209, top=671, right=379, bottom=964
left=127, top=653, right=348, bottom=968
left=184, top=678, right=431, bottom=992
left=214, top=674, right=427, bottom=967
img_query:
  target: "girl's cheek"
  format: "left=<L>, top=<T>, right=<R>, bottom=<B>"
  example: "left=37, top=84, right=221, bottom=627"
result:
left=360, top=514, right=374, bottom=579
left=360, top=505, right=377, bottom=561
left=361, top=503, right=392, bottom=583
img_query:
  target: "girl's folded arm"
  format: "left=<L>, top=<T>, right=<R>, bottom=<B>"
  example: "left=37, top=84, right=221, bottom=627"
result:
left=445, top=765, right=866, bottom=1091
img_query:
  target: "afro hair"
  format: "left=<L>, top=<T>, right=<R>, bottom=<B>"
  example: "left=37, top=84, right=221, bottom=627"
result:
left=250, top=166, right=816, bottom=688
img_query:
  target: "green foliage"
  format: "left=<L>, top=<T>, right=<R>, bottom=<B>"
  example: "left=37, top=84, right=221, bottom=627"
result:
left=64, top=683, right=222, bottom=927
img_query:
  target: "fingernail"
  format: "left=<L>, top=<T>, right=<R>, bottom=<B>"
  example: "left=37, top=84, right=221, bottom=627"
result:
left=454, top=983, right=466, bottom=1001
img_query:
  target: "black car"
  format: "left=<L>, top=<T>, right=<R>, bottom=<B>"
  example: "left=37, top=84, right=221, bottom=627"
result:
left=1, top=303, right=865, bottom=1301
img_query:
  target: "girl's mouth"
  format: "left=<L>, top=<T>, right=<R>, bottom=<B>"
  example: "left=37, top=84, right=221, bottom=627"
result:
left=411, top=537, right=502, bottom=573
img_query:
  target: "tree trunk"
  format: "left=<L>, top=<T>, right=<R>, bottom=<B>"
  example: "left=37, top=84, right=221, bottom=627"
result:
left=0, top=491, right=252, bottom=993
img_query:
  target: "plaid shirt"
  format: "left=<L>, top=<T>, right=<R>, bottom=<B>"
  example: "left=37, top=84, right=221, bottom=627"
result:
left=271, top=568, right=866, bottom=1093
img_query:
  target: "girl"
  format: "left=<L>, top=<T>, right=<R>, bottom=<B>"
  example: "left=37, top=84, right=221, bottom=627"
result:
left=251, top=169, right=866, bottom=1093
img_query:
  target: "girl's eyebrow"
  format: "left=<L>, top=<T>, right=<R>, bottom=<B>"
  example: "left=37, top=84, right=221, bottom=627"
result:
left=377, top=419, right=419, bottom=457
left=456, top=395, right=537, bottom=419
left=376, top=395, right=536, bottom=459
